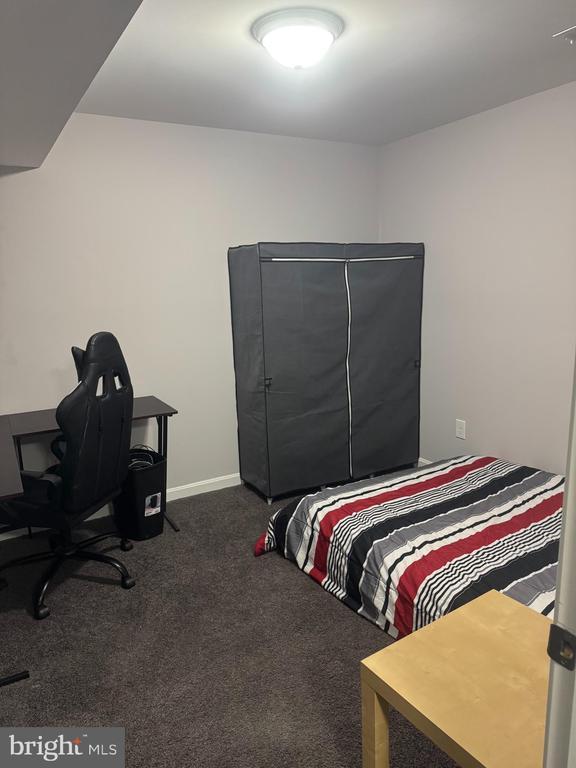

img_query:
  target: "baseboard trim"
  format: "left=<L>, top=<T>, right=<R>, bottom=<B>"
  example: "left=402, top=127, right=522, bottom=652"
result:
left=167, top=473, right=241, bottom=502
left=0, top=475, right=242, bottom=542
left=2, top=462, right=434, bottom=541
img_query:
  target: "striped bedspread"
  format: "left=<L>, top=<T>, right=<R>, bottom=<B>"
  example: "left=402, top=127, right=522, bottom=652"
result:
left=255, top=456, right=564, bottom=637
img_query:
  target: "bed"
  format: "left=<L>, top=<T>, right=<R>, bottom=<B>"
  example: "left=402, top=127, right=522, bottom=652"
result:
left=255, top=455, right=563, bottom=637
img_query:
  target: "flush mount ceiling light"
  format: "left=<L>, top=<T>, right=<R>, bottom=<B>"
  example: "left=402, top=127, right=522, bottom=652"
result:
left=553, top=24, right=576, bottom=45
left=251, top=8, right=344, bottom=69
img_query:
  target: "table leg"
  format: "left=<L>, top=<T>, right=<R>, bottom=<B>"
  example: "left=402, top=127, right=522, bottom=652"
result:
left=156, top=416, right=179, bottom=533
left=14, top=437, right=24, bottom=471
left=362, top=676, right=390, bottom=768
left=13, top=437, right=32, bottom=538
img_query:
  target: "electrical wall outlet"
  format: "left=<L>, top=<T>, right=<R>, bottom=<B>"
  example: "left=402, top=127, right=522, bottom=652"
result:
left=456, top=419, right=466, bottom=440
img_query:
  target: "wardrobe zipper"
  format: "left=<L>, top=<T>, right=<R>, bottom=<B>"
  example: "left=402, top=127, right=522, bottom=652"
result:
left=344, top=260, right=353, bottom=478
left=265, top=256, right=415, bottom=263
left=265, top=255, right=417, bottom=478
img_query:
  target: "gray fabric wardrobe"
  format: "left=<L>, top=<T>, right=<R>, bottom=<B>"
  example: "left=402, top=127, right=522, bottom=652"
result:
left=228, top=242, right=424, bottom=500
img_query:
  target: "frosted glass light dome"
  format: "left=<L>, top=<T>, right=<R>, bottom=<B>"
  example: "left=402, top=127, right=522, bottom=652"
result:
left=251, top=8, right=344, bottom=69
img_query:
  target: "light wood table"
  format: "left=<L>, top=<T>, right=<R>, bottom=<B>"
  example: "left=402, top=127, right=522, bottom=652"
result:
left=360, top=590, right=551, bottom=768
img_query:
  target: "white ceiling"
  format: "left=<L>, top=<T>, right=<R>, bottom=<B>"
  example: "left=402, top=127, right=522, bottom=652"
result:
left=0, top=0, right=142, bottom=168
left=78, top=0, right=576, bottom=146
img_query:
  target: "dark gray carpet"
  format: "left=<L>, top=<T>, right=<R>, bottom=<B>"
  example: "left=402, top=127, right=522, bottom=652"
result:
left=0, top=486, right=456, bottom=768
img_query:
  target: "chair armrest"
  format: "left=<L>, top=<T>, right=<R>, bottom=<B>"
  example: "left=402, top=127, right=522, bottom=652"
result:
left=20, top=471, right=63, bottom=506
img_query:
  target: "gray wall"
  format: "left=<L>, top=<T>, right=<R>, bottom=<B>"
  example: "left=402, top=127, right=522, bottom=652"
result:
left=1, top=82, right=574, bottom=495
left=0, top=113, right=379, bottom=493
left=378, top=81, right=576, bottom=474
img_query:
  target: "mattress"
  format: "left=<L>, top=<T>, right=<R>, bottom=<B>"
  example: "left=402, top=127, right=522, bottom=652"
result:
left=255, top=455, right=563, bottom=637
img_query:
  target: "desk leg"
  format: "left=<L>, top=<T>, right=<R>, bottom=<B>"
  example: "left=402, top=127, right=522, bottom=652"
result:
left=14, top=437, right=23, bottom=471
left=362, top=676, right=390, bottom=768
left=14, top=438, right=32, bottom=539
left=156, top=416, right=179, bottom=533
left=2, top=440, right=31, bottom=685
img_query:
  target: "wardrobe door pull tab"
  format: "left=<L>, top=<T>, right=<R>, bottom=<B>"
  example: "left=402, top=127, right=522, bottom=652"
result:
left=414, top=360, right=421, bottom=369
left=264, top=377, right=272, bottom=389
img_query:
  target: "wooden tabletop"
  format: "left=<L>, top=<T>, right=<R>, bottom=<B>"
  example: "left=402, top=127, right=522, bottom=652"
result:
left=0, top=416, right=23, bottom=499
left=361, top=591, right=551, bottom=768
left=6, top=395, right=178, bottom=438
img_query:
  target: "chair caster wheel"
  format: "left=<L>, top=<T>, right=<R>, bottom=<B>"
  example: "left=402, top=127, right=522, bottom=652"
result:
left=35, top=605, right=50, bottom=620
left=121, top=577, right=136, bottom=590
left=120, top=540, right=133, bottom=552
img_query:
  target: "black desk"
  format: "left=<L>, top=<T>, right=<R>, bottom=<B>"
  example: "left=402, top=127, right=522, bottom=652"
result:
left=1, top=395, right=179, bottom=529
left=0, top=418, right=29, bottom=688
left=0, top=416, right=23, bottom=499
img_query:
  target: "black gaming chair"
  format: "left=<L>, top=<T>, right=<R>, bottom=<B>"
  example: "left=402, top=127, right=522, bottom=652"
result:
left=0, top=332, right=136, bottom=619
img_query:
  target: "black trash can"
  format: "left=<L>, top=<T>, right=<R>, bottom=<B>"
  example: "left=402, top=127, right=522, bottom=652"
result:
left=114, top=447, right=166, bottom=540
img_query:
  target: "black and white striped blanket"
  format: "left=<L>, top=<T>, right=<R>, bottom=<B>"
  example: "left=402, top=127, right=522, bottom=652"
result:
left=255, top=456, right=563, bottom=637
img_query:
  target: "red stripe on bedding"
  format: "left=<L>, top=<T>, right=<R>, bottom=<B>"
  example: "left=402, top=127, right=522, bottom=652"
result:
left=254, top=532, right=268, bottom=557
left=393, top=491, right=563, bottom=637
left=308, top=456, right=496, bottom=584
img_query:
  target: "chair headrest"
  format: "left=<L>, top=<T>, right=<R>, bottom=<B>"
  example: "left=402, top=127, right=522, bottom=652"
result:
left=71, top=332, right=131, bottom=389
left=84, top=331, right=128, bottom=369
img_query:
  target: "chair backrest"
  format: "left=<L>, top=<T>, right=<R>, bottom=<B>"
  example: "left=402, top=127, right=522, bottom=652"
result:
left=56, top=332, right=134, bottom=515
